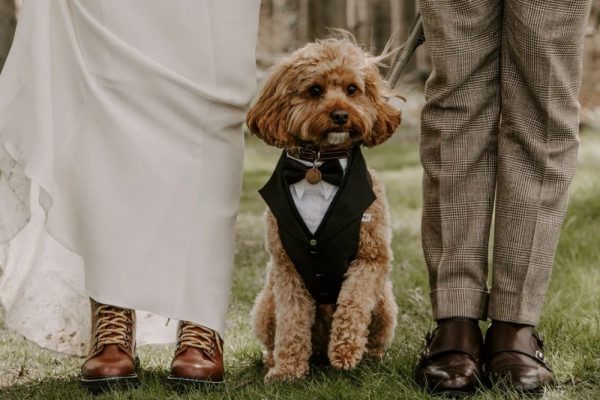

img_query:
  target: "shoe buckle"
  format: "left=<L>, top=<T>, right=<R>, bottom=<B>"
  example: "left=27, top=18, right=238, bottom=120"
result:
left=417, top=330, right=435, bottom=360
left=425, top=330, right=434, bottom=344
left=535, top=350, right=544, bottom=360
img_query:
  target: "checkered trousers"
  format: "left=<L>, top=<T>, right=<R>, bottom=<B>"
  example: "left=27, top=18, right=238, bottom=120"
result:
left=418, top=0, right=592, bottom=325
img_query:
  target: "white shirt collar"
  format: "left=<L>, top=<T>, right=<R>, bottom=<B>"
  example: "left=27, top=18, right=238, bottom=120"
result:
left=292, top=179, right=335, bottom=200
left=286, top=154, right=348, bottom=200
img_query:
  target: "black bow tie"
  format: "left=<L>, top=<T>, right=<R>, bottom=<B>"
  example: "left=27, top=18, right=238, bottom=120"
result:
left=282, top=156, right=344, bottom=186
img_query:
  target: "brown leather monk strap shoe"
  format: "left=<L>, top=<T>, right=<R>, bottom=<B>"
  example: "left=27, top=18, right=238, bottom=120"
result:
left=80, top=299, right=138, bottom=393
left=484, top=321, right=555, bottom=393
left=167, top=321, right=224, bottom=387
left=415, top=318, right=484, bottom=393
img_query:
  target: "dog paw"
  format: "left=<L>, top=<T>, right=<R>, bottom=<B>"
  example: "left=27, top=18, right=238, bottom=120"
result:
left=262, top=351, right=275, bottom=369
left=328, top=342, right=364, bottom=370
left=365, top=346, right=386, bottom=360
left=265, top=365, right=308, bottom=382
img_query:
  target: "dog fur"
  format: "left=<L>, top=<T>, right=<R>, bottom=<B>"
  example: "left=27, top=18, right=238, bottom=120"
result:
left=247, top=37, right=401, bottom=382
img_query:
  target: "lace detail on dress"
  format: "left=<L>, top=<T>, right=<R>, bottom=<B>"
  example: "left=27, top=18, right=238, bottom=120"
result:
left=0, top=145, right=30, bottom=246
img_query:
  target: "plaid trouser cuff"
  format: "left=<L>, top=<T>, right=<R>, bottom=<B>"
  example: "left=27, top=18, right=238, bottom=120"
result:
left=487, top=288, right=545, bottom=326
left=430, top=288, right=489, bottom=321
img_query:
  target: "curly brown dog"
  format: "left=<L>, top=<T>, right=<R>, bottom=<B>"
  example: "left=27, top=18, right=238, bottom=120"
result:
left=246, top=37, right=401, bottom=382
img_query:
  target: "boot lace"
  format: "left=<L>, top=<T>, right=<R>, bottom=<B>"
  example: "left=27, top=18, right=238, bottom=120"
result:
left=177, top=322, right=222, bottom=358
left=94, top=304, right=134, bottom=350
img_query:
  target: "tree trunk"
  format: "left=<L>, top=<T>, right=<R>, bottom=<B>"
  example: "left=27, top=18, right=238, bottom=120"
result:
left=298, top=0, right=310, bottom=43
left=401, top=0, right=418, bottom=72
left=308, top=0, right=347, bottom=40
left=0, top=0, right=17, bottom=72
left=371, top=0, right=390, bottom=54
left=352, top=0, right=370, bottom=46
left=414, top=0, right=431, bottom=78
left=389, top=0, right=403, bottom=49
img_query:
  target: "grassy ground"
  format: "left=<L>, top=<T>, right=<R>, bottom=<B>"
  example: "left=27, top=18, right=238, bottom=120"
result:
left=1, top=131, right=599, bottom=400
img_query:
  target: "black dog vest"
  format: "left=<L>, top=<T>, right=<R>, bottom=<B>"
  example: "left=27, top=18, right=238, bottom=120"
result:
left=259, top=146, right=376, bottom=304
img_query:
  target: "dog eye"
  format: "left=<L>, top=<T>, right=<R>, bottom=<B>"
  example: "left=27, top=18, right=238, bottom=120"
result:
left=308, top=85, right=323, bottom=98
left=347, top=84, right=357, bottom=96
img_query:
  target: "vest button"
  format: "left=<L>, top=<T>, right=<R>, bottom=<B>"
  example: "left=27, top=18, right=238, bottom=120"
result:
left=309, top=239, right=317, bottom=246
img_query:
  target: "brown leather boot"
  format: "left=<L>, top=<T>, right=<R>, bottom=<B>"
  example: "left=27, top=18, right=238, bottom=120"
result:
left=80, top=298, right=138, bottom=393
left=484, top=321, right=555, bottom=393
left=167, top=321, right=224, bottom=387
left=415, top=318, right=484, bottom=393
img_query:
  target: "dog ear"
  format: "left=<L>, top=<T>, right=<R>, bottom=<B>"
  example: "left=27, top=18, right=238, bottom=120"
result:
left=361, top=64, right=402, bottom=147
left=246, top=63, right=294, bottom=148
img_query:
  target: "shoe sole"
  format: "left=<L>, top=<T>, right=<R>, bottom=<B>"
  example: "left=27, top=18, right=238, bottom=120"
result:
left=80, top=374, right=140, bottom=394
left=484, top=373, right=554, bottom=395
left=416, top=374, right=483, bottom=396
left=485, top=380, right=548, bottom=396
left=166, top=375, right=223, bottom=390
left=422, top=384, right=478, bottom=397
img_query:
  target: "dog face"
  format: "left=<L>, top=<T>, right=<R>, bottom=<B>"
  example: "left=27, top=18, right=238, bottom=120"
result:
left=247, top=38, right=401, bottom=150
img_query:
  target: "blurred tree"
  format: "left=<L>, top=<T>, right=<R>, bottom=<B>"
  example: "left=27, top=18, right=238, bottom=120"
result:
left=308, top=0, right=347, bottom=40
left=348, top=0, right=371, bottom=45
left=257, top=0, right=428, bottom=78
left=0, top=0, right=17, bottom=72
left=372, top=0, right=391, bottom=53
left=592, top=0, right=600, bottom=30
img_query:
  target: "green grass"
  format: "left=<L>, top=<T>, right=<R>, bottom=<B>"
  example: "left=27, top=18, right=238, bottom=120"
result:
left=1, top=132, right=600, bottom=400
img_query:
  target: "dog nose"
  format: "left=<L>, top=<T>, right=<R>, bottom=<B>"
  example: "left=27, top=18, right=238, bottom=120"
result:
left=331, top=110, right=349, bottom=126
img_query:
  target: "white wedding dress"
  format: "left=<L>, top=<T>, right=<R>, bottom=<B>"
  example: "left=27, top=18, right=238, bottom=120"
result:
left=0, top=0, right=260, bottom=356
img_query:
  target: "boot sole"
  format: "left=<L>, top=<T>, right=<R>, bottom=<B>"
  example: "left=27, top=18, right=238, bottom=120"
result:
left=80, top=374, right=140, bottom=394
left=166, top=375, right=223, bottom=390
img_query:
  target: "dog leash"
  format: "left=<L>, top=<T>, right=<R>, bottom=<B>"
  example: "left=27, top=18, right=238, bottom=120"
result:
left=386, top=11, right=426, bottom=87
